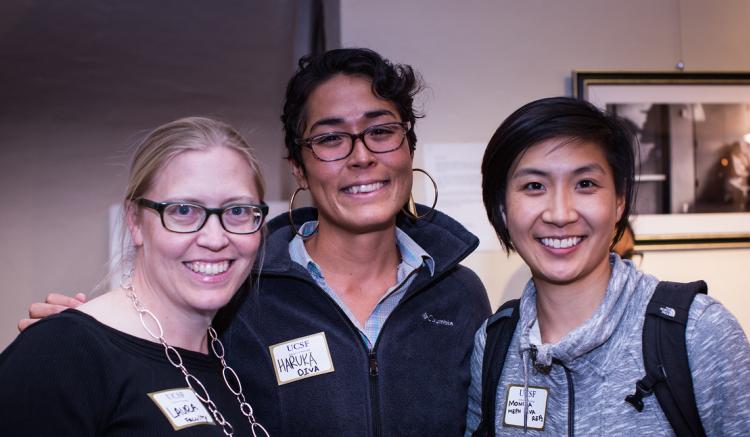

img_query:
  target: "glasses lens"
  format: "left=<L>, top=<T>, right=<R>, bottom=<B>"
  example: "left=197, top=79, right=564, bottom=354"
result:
left=363, top=123, right=406, bottom=152
left=309, top=132, right=350, bottom=161
left=163, top=203, right=206, bottom=232
left=222, top=205, right=264, bottom=234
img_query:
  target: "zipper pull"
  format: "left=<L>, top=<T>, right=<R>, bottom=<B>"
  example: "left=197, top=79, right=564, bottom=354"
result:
left=530, top=344, right=552, bottom=374
left=369, top=351, right=379, bottom=377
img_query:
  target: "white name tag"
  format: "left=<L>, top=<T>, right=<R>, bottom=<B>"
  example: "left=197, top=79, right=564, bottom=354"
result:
left=503, top=385, right=549, bottom=430
left=148, top=388, right=214, bottom=430
left=269, top=332, right=335, bottom=385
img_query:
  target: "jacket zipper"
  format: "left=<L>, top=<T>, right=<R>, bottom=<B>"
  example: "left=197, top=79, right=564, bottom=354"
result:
left=361, top=268, right=420, bottom=437
left=368, top=267, right=433, bottom=437
left=369, top=350, right=381, bottom=437
left=563, top=365, right=575, bottom=437
left=280, top=275, right=391, bottom=436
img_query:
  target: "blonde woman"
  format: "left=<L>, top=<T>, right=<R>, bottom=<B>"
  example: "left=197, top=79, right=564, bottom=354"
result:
left=1, top=117, right=270, bottom=436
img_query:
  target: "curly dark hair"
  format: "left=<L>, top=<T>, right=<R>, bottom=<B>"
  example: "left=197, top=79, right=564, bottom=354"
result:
left=281, top=48, right=424, bottom=170
left=481, top=96, right=637, bottom=253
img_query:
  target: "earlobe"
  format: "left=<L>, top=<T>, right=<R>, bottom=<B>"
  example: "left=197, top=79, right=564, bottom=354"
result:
left=125, top=201, right=144, bottom=247
left=616, top=195, right=626, bottom=221
left=289, top=161, right=308, bottom=189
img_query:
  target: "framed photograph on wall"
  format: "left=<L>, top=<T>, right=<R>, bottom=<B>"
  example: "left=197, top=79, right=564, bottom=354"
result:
left=574, top=71, right=750, bottom=249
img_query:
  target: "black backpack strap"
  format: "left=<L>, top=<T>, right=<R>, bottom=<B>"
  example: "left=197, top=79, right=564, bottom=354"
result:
left=472, top=299, right=520, bottom=437
left=625, top=280, right=708, bottom=437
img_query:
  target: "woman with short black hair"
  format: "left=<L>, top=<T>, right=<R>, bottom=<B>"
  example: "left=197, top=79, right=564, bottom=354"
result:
left=466, top=97, right=750, bottom=436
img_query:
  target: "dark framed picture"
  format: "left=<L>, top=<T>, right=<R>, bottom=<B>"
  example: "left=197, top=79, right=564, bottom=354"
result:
left=574, top=71, right=750, bottom=249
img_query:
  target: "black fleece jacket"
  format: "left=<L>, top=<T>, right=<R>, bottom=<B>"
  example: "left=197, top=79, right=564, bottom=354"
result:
left=218, top=206, right=491, bottom=436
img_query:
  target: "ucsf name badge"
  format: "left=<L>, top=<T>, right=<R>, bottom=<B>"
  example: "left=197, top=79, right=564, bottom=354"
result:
left=269, top=332, right=335, bottom=385
left=148, top=388, right=214, bottom=430
left=503, top=384, right=549, bottom=430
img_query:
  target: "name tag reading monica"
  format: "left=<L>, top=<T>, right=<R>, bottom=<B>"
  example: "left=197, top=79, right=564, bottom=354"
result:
left=270, top=332, right=334, bottom=385
left=503, top=384, right=549, bottom=430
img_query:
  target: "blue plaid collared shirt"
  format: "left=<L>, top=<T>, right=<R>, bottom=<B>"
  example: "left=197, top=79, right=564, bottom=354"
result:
left=289, top=221, right=435, bottom=350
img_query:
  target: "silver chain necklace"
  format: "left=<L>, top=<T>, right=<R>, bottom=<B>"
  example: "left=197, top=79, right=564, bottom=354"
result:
left=124, top=286, right=270, bottom=437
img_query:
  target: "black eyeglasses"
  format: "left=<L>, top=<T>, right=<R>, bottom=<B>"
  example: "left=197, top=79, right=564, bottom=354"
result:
left=297, top=121, right=410, bottom=162
left=137, top=198, right=269, bottom=234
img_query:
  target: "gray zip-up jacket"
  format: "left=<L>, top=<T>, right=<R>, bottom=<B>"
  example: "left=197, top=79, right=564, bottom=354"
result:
left=465, top=255, right=750, bottom=436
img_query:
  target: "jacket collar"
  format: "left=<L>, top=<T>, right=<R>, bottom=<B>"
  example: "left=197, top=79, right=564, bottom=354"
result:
left=258, top=205, right=479, bottom=277
left=517, top=255, right=654, bottom=376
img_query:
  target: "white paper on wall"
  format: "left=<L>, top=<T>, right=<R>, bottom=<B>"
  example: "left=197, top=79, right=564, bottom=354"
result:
left=422, top=143, right=501, bottom=252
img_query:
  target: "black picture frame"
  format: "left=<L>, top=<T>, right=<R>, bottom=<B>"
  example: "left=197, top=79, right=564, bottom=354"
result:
left=574, top=71, right=750, bottom=249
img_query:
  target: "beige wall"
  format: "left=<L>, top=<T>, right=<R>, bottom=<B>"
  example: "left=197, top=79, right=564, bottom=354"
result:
left=340, top=0, right=750, bottom=333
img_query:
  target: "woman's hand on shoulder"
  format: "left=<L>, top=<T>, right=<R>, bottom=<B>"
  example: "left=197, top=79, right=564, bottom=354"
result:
left=18, top=292, right=87, bottom=332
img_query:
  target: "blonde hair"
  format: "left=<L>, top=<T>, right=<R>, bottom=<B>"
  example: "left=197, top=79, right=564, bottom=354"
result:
left=126, top=116, right=265, bottom=202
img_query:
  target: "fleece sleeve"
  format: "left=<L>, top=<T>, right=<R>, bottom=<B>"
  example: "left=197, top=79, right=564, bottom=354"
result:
left=687, top=294, right=750, bottom=436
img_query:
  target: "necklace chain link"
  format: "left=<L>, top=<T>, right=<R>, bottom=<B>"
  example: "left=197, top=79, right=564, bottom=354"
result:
left=125, top=287, right=270, bottom=437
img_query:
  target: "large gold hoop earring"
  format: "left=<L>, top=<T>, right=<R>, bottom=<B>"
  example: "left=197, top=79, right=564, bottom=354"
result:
left=288, top=187, right=318, bottom=237
left=403, top=168, right=438, bottom=220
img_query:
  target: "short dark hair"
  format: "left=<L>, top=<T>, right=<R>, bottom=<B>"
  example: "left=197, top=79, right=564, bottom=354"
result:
left=481, top=96, right=637, bottom=253
left=281, top=48, right=423, bottom=168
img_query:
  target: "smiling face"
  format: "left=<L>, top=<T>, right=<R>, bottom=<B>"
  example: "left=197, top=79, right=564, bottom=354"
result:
left=504, top=138, right=624, bottom=289
left=293, top=74, right=413, bottom=234
left=129, top=146, right=262, bottom=317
